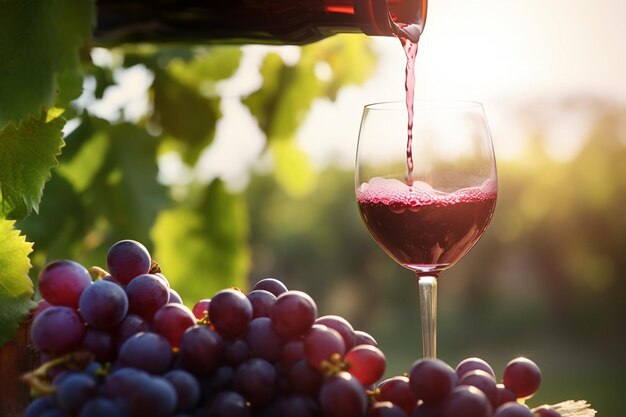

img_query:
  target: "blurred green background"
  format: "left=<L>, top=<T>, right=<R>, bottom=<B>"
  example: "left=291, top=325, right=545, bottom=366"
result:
left=16, top=2, right=626, bottom=414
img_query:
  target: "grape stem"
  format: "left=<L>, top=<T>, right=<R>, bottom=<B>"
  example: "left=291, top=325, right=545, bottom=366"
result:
left=88, top=266, right=108, bottom=280
left=320, top=353, right=348, bottom=377
left=21, top=351, right=94, bottom=395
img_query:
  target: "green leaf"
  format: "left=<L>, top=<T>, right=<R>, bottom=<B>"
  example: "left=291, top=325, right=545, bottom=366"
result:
left=86, top=120, right=171, bottom=244
left=0, top=0, right=95, bottom=129
left=243, top=35, right=377, bottom=142
left=0, top=219, right=35, bottom=347
left=151, top=180, right=250, bottom=303
left=0, top=111, right=66, bottom=219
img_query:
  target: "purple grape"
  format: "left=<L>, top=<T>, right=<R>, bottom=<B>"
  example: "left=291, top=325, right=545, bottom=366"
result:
left=118, top=332, right=173, bottom=374
left=78, top=398, right=123, bottom=417
left=441, top=386, right=492, bottom=417
left=247, top=289, right=277, bottom=318
left=316, top=315, right=356, bottom=351
left=31, top=306, right=85, bottom=355
left=502, top=357, right=542, bottom=399
left=79, top=280, right=128, bottom=329
left=459, top=370, right=498, bottom=408
left=412, top=402, right=443, bottom=417
left=234, top=358, right=277, bottom=407
left=23, top=396, right=55, bottom=417
left=127, top=374, right=177, bottom=417
left=192, top=299, right=211, bottom=320
left=152, top=303, right=196, bottom=348
left=114, top=314, right=149, bottom=347
left=280, top=395, right=320, bottom=417
left=354, top=330, right=378, bottom=347
left=209, top=289, right=253, bottom=339
left=224, top=338, right=250, bottom=366
left=179, top=325, right=223, bottom=375
left=203, top=391, right=251, bottom=417
left=168, top=289, right=183, bottom=304
left=493, top=402, right=534, bottom=417
left=533, top=407, right=562, bottom=417
left=164, top=370, right=201, bottom=412
left=55, top=373, right=97, bottom=415
left=271, top=290, right=317, bottom=339
left=496, top=383, right=517, bottom=407
left=368, top=401, right=408, bottom=417
left=106, top=239, right=152, bottom=284
left=252, top=278, right=288, bottom=296
left=126, top=274, right=170, bottom=321
left=38, top=260, right=92, bottom=308
left=246, top=317, right=283, bottom=362
left=345, top=345, right=386, bottom=386
left=319, top=371, right=368, bottom=417
left=409, top=358, right=458, bottom=404
left=281, top=339, right=305, bottom=368
left=377, top=376, right=416, bottom=416
left=81, top=327, right=114, bottom=363
left=288, top=359, right=323, bottom=395
left=304, top=324, right=345, bottom=371
left=455, top=357, right=496, bottom=380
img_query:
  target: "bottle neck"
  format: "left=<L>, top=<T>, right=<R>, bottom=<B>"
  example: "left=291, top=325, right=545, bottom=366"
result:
left=94, top=0, right=427, bottom=45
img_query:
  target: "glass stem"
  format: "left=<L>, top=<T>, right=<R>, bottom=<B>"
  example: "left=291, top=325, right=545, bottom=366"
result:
left=418, top=275, right=437, bottom=358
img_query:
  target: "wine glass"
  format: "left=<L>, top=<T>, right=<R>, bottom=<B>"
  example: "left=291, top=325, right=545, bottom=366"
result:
left=355, top=100, right=497, bottom=358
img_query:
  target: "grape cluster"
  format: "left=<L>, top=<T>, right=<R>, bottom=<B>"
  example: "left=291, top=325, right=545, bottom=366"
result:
left=24, top=240, right=561, bottom=417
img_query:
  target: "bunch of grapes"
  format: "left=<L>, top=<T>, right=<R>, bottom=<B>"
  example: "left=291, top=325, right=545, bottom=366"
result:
left=24, top=240, right=562, bottom=417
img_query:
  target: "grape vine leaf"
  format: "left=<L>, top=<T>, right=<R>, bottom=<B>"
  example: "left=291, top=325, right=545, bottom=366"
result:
left=0, top=219, right=35, bottom=347
left=0, top=110, right=66, bottom=220
left=0, top=0, right=95, bottom=129
left=151, top=180, right=250, bottom=303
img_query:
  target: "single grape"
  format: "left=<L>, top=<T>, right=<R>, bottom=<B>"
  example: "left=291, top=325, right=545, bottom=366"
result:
left=441, top=386, right=492, bottom=417
left=55, top=373, right=97, bottom=415
left=23, top=396, right=54, bottom=417
left=377, top=376, right=416, bottom=415
left=179, top=325, right=223, bottom=375
left=459, top=370, right=498, bottom=408
left=493, top=402, right=533, bottom=417
left=252, top=278, right=288, bottom=296
left=164, top=369, right=201, bottom=413
left=209, top=289, right=253, bottom=339
left=412, top=402, right=443, bottom=417
left=118, top=332, right=173, bottom=374
left=31, top=306, right=85, bottom=355
left=126, top=274, right=170, bottom=321
left=192, top=299, right=211, bottom=320
left=79, top=280, right=129, bottom=329
left=316, top=315, right=356, bottom=351
left=203, top=391, right=251, bottom=417
left=409, top=358, right=458, bottom=404
left=201, top=366, right=235, bottom=396
left=304, top=324, right=345, bottom=371
left=247, top=289, right=277, bottom=318
left=234, top=358, right=277, bottom=407
left=224, top=338, right=250, bottom=366
left=106, top=239, right=152, bottom=285
left=114, top=314, right=150, bottom=347
left=126, top=374, right=178, bottom=417
left=496, top=383, right=517, bottom=407
left=153, top=272, right=170, bottom=288
left=345, top=344, right=386, bottom=386
left=281, top=339, right=305, bottom=368
left=169, top=289, right=183, bottom=304
left=502, top=357, right=542, bottom=399
left=78, top=398, right=124, bottom=417
left=368, top=401, right=408, bottom=417
left=354, top=330, right=378, bottom=346
left=271, top=290, right=317, bottom=339
left=246, top=317, right=283, bottom=362
left=455, top=357, right=496, bottom=380
left=287, top=359, right=323, bottom=395
left=38, top=260, right=92, bottom=308
left=319, top=371, right=368, bottom=417
left=81, top=327, right=114, bottom=363
left=280, top=395, right=320, bottom=417
left=152, top=303, right=197, bottom=348
left=533, top=407, right=562, bottom=417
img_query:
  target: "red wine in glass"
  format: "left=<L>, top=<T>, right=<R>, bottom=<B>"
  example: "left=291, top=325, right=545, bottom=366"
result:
left=357, top=178, right=497, bottom=273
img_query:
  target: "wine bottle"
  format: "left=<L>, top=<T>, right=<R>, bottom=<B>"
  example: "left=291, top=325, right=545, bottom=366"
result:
left=94, top=0, right=427, bottom=45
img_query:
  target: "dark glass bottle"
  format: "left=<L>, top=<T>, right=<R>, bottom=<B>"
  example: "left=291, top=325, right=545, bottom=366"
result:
left=94, top=0, right=427, bottom=45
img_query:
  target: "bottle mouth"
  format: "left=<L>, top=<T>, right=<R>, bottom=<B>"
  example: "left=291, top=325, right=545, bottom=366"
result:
left=359, top=0, right=427, bottom=42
